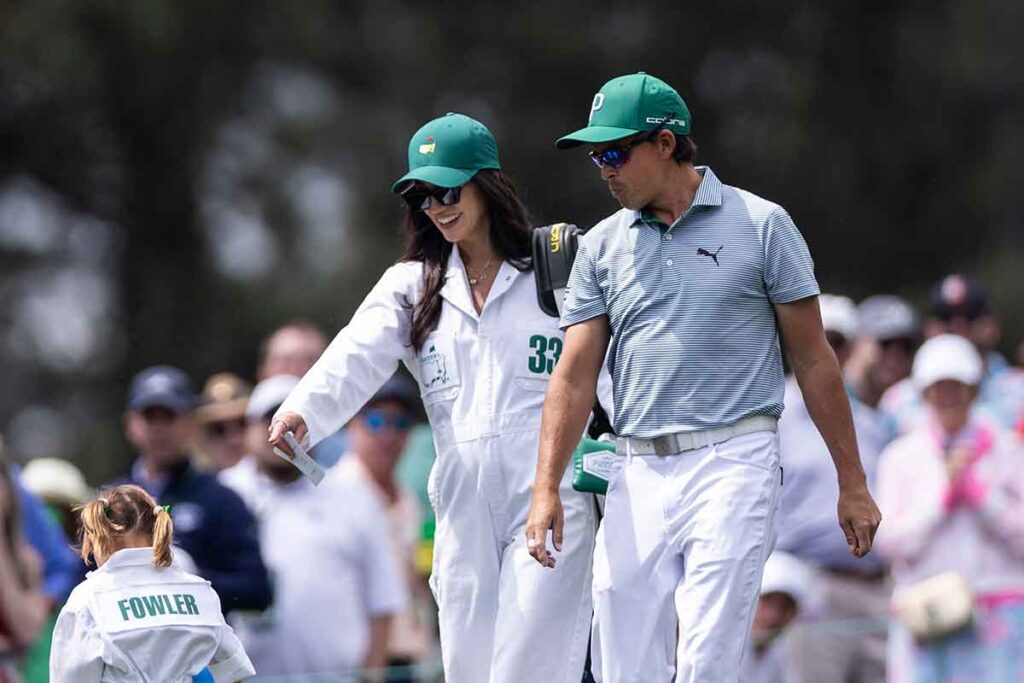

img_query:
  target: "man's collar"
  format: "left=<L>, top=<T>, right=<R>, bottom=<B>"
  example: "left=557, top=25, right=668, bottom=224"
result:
left=631, top=166, right=723, bottom=228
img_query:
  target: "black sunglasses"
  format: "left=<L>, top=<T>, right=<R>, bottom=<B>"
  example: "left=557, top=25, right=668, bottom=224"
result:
left=205, top=417, right=247, bottom=437
left=589, top=113, right=675, bottom=170
left=400, top=183, right=462, bottom=211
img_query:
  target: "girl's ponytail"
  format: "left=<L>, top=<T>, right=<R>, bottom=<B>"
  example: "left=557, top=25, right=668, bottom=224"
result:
left=151, top=505, right=174, bottom=568
left=79, top=497, right=123, bottom=565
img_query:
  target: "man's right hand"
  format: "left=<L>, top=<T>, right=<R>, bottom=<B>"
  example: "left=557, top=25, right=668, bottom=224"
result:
left=268, top=412, right=308, bottom=458
left=525, top=488, right=564, bottom=569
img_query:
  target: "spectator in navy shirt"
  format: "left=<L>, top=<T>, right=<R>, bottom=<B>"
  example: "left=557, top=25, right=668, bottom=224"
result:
left=112, top=365, right=271, bottom=614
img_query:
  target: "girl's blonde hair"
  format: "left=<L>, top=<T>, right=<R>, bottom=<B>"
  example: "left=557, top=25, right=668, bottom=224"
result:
left=78, top=485, right=174, bottom=568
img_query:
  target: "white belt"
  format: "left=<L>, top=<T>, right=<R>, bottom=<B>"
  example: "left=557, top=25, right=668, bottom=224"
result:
left=616, top=415, right=778, bottom=457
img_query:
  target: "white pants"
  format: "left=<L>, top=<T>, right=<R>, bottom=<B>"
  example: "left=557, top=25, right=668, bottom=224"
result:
left=428, top=430, right=596, bottom=683
left=592, top=430, right=782, bottom=683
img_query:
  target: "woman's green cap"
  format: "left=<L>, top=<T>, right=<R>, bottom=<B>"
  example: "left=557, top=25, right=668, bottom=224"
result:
left=391, top=113, right=501, bottom=192
left=556, top=72, right=691, bottom=149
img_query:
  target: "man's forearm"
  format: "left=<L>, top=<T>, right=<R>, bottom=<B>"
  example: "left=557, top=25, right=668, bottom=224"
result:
left=794, top=353, right=866, bottom=486
left=535, top=369, right=597, bottom=493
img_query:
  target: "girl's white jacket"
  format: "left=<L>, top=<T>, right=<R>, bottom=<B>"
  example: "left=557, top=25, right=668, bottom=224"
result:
left=50, top=547, right=255, bottom=683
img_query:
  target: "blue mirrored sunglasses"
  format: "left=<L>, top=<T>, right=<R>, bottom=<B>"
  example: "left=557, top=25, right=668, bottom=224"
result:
left=362, top=409, right=413, bottom=433
left=399, top=183, right=462, bottom=211
left=588, top=114, right=675, bottom=170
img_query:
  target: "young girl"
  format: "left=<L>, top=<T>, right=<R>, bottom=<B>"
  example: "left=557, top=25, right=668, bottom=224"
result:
left=50, top=485, right=255, bottom=682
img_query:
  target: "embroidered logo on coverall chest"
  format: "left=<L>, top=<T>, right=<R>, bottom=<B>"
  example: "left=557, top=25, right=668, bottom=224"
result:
left=422, top=343, right=451, bottom=388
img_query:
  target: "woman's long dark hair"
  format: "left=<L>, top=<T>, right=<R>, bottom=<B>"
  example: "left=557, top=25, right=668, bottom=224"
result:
left=400, top=169, right=532, bottom=352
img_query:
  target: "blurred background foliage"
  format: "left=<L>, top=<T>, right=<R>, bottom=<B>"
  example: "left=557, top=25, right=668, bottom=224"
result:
left=2, top=0, right=1024, bottom=482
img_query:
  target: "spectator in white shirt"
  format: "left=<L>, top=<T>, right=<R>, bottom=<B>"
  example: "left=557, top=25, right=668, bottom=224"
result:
left=331, top=374, right=439, bottom=675
left=220, top=374, right=407, bottom=677
left=257, top=322, right=348, bottom=467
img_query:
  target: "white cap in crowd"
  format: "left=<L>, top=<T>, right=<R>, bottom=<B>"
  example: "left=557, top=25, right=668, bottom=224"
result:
left=21, top=457, right=93, bottom=505
left=912, top=334, right=983, bottom=390
left=760, top=551, right=813, bottom=606
left=818, top=294, right=859, bottom=340
left=246, top=374, right=301, bottom=421
left=857, top=295, right=919, bottom=341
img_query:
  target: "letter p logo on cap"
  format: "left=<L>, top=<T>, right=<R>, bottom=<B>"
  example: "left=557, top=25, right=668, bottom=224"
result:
left=588, top=93, right=605, bottom=123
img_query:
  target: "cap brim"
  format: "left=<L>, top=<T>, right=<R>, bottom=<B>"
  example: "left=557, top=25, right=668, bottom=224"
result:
left=367, top=392, right=420, bottom=413
left=870, top=325, right=920, bottom=342
left=390, top=166, right=478, bottom=193
left=555, top=125, right=642, bottom=150
left=128, top=393, right=196, bottom=413
left=246, top=398, right=290, bottom=422
left=196, top=398, right=249, bottom=424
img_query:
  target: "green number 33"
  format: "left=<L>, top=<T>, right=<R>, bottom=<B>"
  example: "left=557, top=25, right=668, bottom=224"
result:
left=528, top=335, right=563, bottom=374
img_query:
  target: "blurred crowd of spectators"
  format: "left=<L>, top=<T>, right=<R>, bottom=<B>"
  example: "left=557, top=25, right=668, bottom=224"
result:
left=1, top=272, right=1023, bottom=682
left=0, top=322, right=440, bottom=682
left=743, top=273, right=1024, bottom=683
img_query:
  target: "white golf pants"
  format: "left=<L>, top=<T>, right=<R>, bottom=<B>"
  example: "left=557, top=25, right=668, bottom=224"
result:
left=428, top=431, right=597, bottom=683
left=592, top=430, right=782, bottom=683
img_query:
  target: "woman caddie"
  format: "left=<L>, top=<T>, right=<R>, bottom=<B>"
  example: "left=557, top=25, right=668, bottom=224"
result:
left=269, top=113, right=609, bottom=682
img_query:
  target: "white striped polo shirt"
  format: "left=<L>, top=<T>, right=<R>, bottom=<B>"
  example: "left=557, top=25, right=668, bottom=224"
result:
left=560, top=166, right=819, bottom=438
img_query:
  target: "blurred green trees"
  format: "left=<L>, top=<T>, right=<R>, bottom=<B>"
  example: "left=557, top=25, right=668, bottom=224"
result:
left=2, top=1, right=1024, bottom=480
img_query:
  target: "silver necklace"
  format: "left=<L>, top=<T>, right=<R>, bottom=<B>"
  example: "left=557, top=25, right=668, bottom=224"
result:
left=466, top=258, right=496, bottom=286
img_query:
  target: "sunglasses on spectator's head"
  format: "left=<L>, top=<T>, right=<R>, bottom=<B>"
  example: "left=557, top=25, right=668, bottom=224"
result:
left=362, top=409, right=413, bottom=433
left=400, top=183, right=462, bottom=211
left=589, top=114, right=675, bottom=170
left=205, top=417, right=246, bottom=438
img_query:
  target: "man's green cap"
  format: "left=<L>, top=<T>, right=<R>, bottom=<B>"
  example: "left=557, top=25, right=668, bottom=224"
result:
left=556, top=72, right=691, bottom=149
left=391, top=113, right=501, bottom=193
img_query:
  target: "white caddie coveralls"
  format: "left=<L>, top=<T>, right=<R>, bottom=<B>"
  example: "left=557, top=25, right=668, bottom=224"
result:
left=50, top=547, right=255, bottom=682
left=278, top=247, right=611, bottom=682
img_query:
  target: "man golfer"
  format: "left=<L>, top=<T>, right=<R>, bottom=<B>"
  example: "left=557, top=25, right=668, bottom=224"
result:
left=525, top=72, right=881, bottom=682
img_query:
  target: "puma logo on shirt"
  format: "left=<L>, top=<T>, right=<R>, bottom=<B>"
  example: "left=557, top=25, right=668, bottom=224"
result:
left=697, top=246, right=723, bottom=266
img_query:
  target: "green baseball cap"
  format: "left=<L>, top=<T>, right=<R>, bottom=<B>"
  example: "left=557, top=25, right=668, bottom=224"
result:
left=391, top=113, right=501, bottom=192
left=556, top=72, right=691, bottom=149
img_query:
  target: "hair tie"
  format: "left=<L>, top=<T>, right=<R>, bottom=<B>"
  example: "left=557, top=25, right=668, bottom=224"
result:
left=154, top=504, right=171, bottom=516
